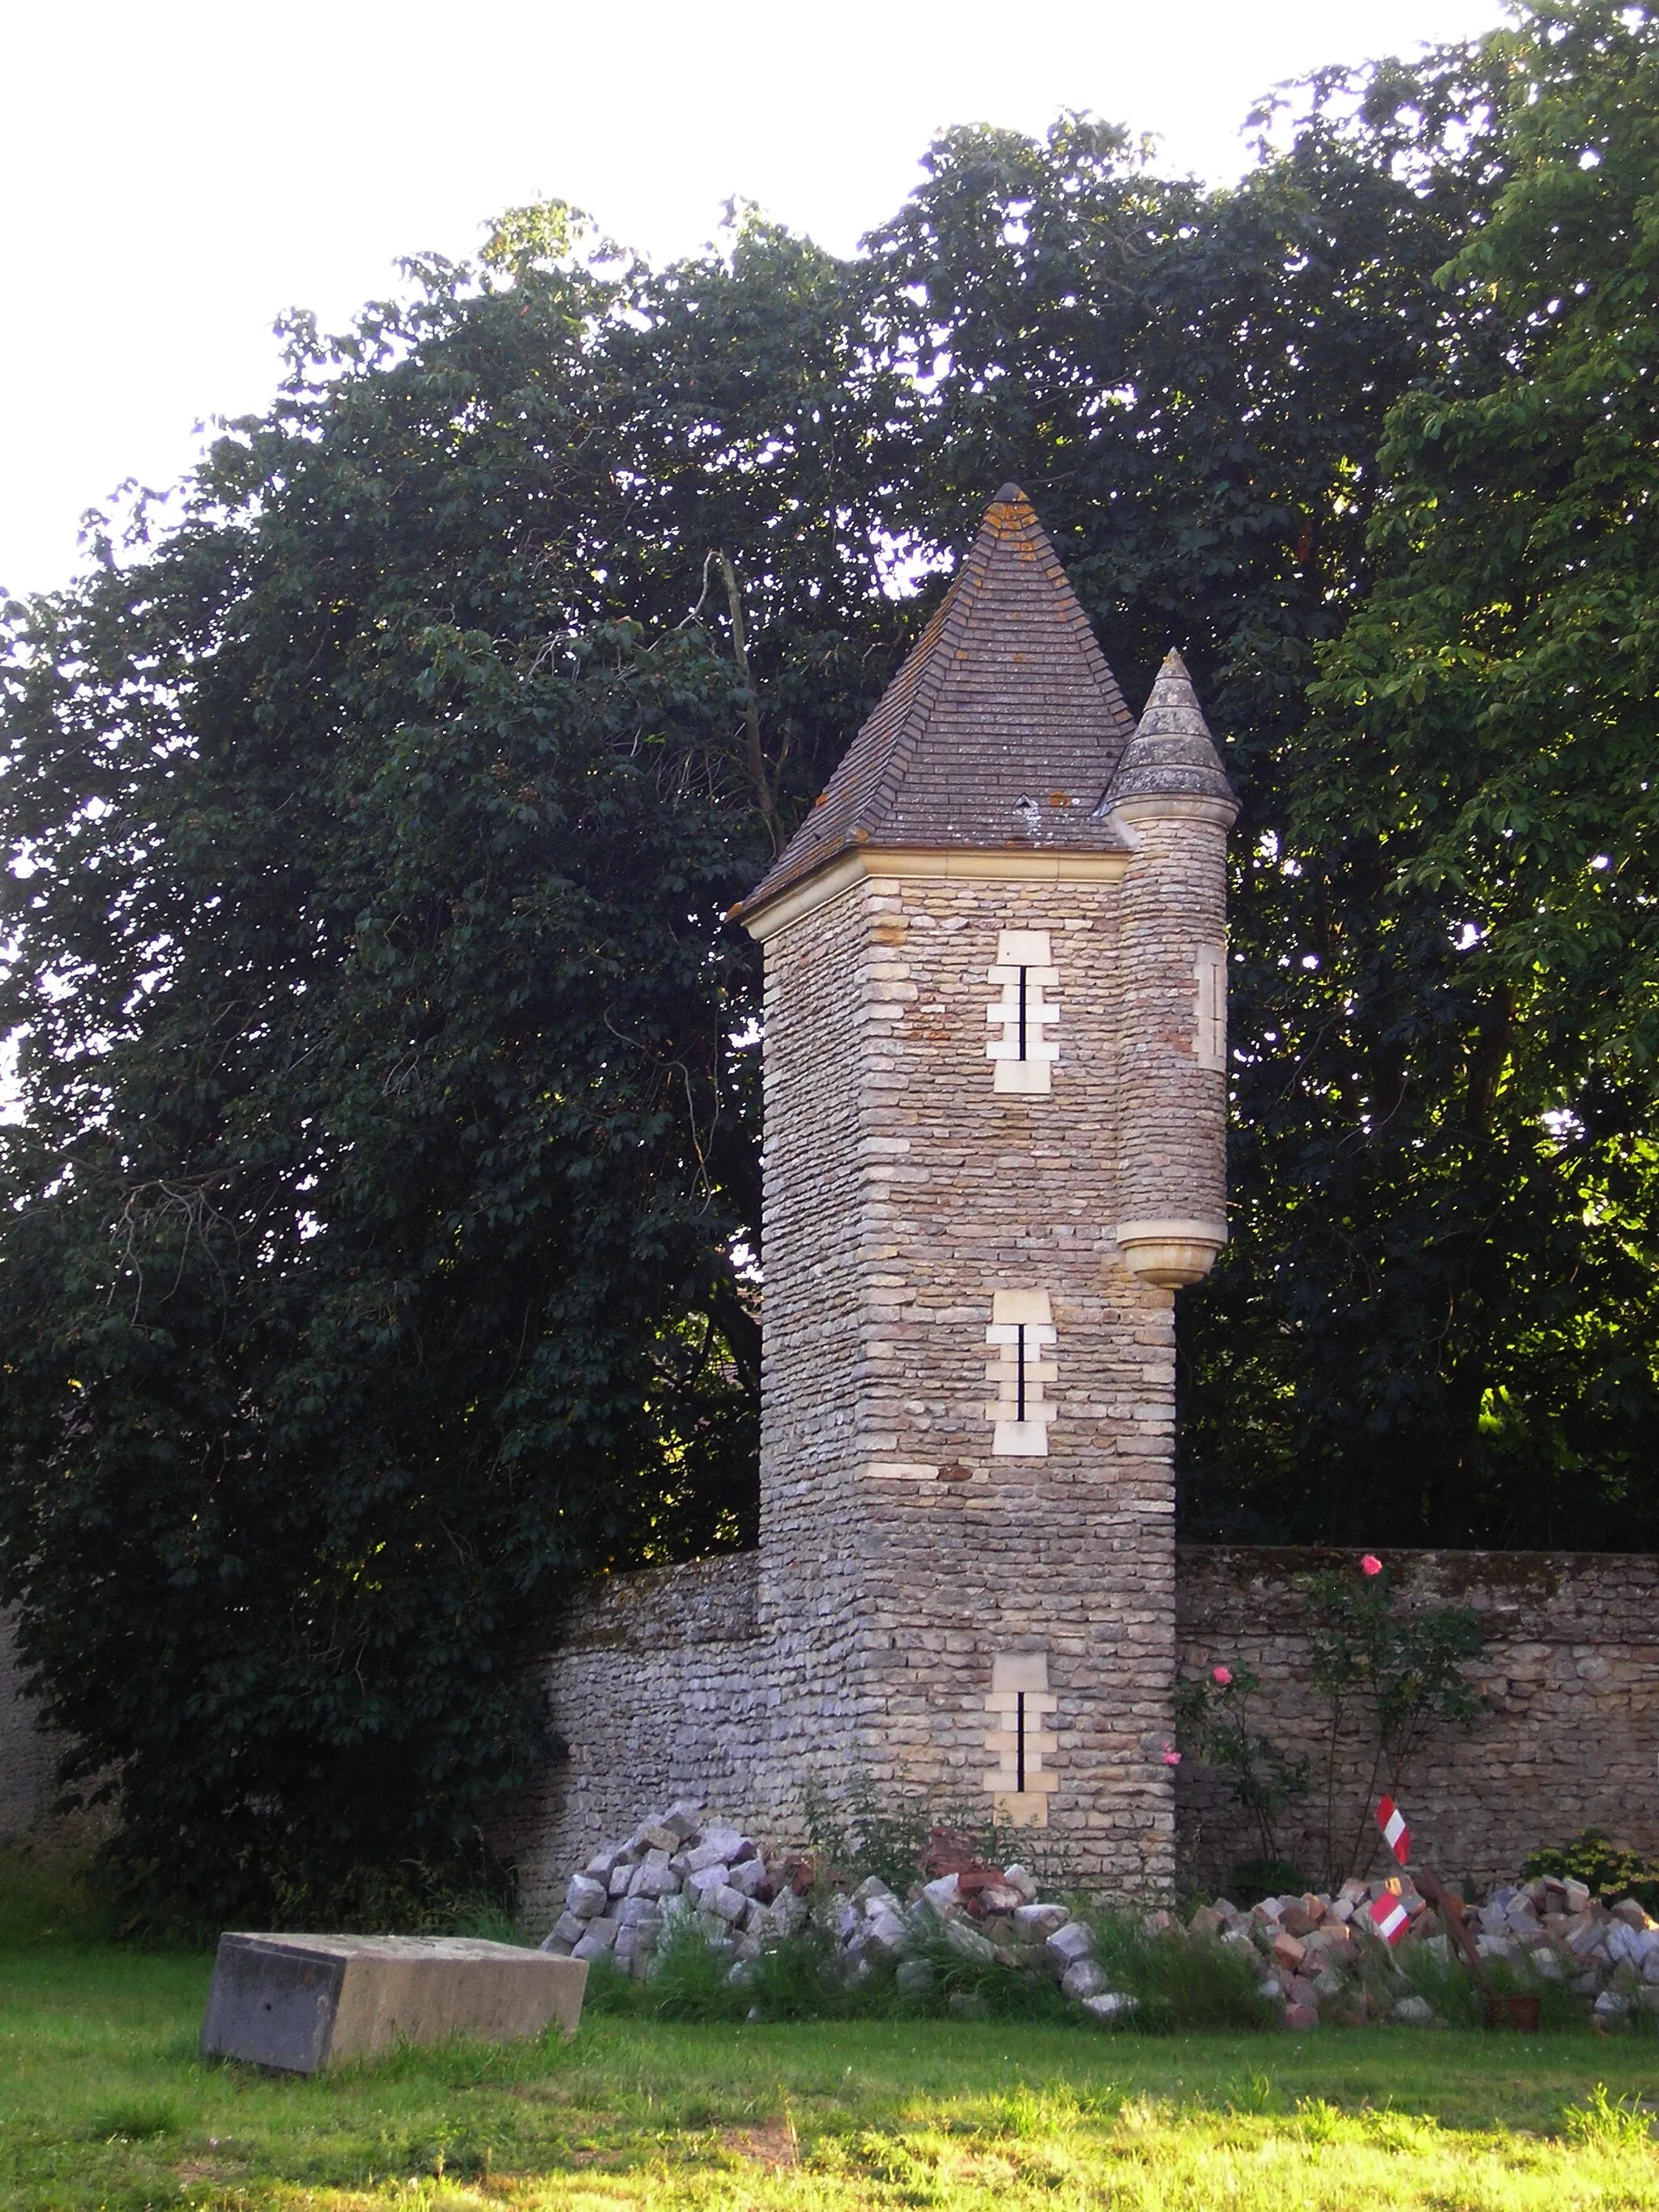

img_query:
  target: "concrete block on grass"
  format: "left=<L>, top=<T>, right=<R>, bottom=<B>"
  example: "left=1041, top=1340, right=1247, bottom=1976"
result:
left=199, top=1933, right=586, bottom=2073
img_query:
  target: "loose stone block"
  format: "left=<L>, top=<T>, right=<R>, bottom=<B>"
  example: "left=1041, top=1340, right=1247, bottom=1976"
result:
left=1046, top=1920, right=1094, bottom=1967
left=1061, top=1958, right=1109, bottom=2000
left=632, top=1821, right=680, bottom=1853
left=199, top=1934, right=586, bottom=2073
left=1013, top=1903, right=1069, bottom=1940
left=565, top=1874, right=608, bottom=1920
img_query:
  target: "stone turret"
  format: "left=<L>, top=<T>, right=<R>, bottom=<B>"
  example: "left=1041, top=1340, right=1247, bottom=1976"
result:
left=507, top=489, right=1239, bottom=1907
left=1099, top=650, right=1237, bottom=1288
left=727, top=492, right=1237, bottom=1887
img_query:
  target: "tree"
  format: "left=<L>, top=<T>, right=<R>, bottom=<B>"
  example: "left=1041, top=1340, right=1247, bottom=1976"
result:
left=0, top=245, right=766, bottom=1921
left=1179, top=1, right=1659, bottom=1546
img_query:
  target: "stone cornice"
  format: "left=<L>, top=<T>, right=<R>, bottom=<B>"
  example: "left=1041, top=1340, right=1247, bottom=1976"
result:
left=738, top=843, right=1130, bottom=943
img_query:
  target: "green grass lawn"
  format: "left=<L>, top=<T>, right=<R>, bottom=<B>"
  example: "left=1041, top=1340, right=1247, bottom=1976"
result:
left=4, top=1942, right=1659, bottom=2209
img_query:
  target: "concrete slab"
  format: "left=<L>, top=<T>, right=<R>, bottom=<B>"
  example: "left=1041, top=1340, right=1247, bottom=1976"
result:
left=199, top=1933, right=587, bottom=2072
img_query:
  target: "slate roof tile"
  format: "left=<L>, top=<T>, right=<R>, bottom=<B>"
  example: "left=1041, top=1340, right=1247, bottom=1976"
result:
left=1101, top=647, right=1235, bottom=811
left=739, top=485, right=1138, bottom=917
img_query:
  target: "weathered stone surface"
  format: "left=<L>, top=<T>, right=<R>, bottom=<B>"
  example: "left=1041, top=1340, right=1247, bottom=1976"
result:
left=1176, top=1549, right=1659, bottom=1898
left=200, top=1935, right=585, bottom=2073
left=565, top=1874, right=608, bottom=1920
left=945, top=1919, right=997, bottom=1964
left=866, top=1907, right=909, bottom=1955
left=1081, top=1991, right=1135, bottom=2021
left=1061, top=1958, right=1108, bottom=2000
left=1046, top=1920, right=1094, bottom=1967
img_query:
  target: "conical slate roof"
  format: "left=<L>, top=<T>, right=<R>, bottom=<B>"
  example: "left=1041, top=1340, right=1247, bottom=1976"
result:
left=1099, top=648, right=1235, bottom=812
left=739, top=486, right=1138, bottom=917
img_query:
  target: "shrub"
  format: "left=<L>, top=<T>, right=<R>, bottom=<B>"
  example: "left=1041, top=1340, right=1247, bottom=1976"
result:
left=1524, top=1830, right=1659, bottom=1920
left=1174, top=1664, right=1310, bottom=1869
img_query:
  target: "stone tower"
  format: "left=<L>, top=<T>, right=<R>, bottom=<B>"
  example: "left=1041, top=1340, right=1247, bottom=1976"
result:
left=734, top=485, right=1236, bottom=1890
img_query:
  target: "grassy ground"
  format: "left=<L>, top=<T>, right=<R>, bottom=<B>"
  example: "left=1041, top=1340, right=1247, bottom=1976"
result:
left=5, top=1942, right=1659, bottom=2209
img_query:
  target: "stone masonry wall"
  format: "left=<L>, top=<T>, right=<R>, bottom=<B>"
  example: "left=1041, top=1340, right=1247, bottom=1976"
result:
left=515, top=836, right=1233, bottom=1914
left=10, top=1544, right=1658, bottom=1913
left=497, top=1554, right=766, bottom=1926
left=507, top=1542, right=1659, bottom=1928
left=1176, top=1546, right=1659, bottom=1896
left=1111, top=799, right=1231, bottom=1238
left=743, top=871, right=882, bottom=1827
left=825, top=868, right=1180, bottom=1893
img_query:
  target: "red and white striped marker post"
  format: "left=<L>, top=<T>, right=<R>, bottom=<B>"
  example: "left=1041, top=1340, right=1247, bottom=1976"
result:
left=1368, top=1893, right=1411, bottom=1946
left=1376, top=1795, right=1411, bottom=1865
left=1367, top=1796, right=1415, bottom=1944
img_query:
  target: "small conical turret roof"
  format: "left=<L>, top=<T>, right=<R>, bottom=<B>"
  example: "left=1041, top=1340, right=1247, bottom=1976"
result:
left=1099, top=649, right=1236, bottom=813
left=738, top=486, right=1137, bottom=918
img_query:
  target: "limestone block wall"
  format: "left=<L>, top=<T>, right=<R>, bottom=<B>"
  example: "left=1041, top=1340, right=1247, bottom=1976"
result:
left=1109, top=798, right=1232, bottom=1242
left=752, top=867, right=1182, bottom=1894
left=9, top=1545, right=1659, bottom=1913
left=507, top=1542, right=1659, bottom=1926
left=497, top=1554, right=767, bottom=1926
left=744, top=873, right=880, bottom=1820
left=1175, top=1546, right=1659, bottom=1896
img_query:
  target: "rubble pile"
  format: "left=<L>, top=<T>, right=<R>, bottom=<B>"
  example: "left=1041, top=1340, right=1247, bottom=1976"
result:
left=1195, top=1871, right=1659, bottom=2029
left=539, top=1805, right=1132, bottom=2019
left=539, top=1803, right=806, bottom=1979
left=539, top=1805, right=1659, bottom=2030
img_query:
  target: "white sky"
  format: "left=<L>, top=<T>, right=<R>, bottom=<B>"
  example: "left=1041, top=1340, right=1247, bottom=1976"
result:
left=4, top=0, right=1506, bottom=599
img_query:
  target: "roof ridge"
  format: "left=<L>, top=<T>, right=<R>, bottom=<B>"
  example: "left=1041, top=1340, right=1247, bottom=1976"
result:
left=851, top=500, right=1002, bottom=824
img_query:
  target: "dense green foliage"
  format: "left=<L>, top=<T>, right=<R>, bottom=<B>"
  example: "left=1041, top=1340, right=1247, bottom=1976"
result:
left=1524, top=1827, right=1659, bottom=1916
left=2, top=1, right=1657, bottom=1912
left=1188, top=2, right=1659, bottom=1542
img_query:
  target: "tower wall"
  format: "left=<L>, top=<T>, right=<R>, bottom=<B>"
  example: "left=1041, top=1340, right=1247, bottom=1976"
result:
left=500, top=492, right=1235, bottom=1907
left=744, top=871, right=888, bottom=1824
left=752, top=858, right=1183, bottom=1893
left=1110, top=795, right=1234, bottom=1282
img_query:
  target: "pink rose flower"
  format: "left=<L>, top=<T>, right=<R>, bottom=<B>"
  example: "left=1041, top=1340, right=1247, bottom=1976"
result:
left=1161, top=1744, right=1182, bottom=1767
left=1361, top=1554, right=1383, bottom=1577
left=1212, top=1664, right=1233, bottom=1686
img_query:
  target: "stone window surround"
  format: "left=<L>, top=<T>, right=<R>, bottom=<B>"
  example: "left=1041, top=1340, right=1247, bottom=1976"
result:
left=983, top=1650, right=1060, bottom=1826
left=984, top=1289, right=1058, bottom=1456
left=987, top=927, right=1060, bottom=1093
left=1196, top=944, right=1226, bottom=1072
